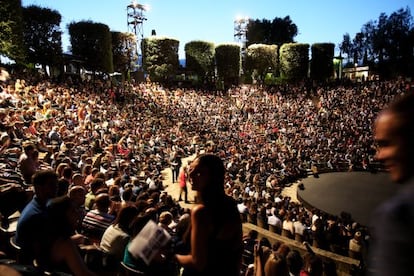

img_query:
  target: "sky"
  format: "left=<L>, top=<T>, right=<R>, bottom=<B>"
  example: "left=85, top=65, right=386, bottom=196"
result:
left=21, top=0, right=413, bottom=59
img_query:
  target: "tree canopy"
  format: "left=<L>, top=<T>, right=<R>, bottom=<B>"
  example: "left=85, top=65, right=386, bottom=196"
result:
left=22, top=5, right=62, bottom=68
left=246, top=16, right=298, bottom=47
left=245, top=44, right=278, bottom=83
left=184, top=40, right=215, bottom=84
left=310, top=43, right=335, bottom=81
left=69, top=21, right=113, bottom=73
left=215, top=43, right=241, bottom=88
left=142, top=36, right=179, bottom=82
left=279, top=43, right=309, bottom=81
left=340, top=7, right=414, bottom=77
left=112, top=31, right=137, bottom=78
left=0, top=0, right=25, bottom=63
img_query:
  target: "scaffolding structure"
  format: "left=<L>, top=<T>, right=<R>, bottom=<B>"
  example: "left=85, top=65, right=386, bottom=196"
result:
left=234, top=16, right=249, bottom=75
left=234, top=16, right=249, bottom=52
left=127, top=1, right=148, bottom=69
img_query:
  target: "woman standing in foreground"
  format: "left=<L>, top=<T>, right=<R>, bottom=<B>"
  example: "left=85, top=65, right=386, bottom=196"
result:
left=175, top=154, right=243, bottom=276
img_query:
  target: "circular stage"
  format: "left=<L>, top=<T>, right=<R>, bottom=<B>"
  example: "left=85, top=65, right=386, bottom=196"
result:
left=297, top=171, right=401, bottom=227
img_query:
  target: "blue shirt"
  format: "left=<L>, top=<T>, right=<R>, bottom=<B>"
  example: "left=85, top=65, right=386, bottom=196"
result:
left=15, top=196, right=49, bottom=264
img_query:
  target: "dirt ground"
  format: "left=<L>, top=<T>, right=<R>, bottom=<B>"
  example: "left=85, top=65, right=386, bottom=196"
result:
left=162, top=155, right=197, bottom=209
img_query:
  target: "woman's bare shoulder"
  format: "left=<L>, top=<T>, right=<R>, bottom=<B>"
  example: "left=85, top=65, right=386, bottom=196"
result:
left=191, top=204, right=207, bottom=216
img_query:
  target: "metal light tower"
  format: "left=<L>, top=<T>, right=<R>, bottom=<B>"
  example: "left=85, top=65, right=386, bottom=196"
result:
left=234, top=16, right=249, bottom=75
left=234, top=16, right=249, bottom=53
left=127, top=1, right=148, bottom=69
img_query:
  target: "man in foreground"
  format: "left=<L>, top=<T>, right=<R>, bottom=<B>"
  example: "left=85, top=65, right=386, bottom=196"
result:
left=369, top=92, right=414, bottom=275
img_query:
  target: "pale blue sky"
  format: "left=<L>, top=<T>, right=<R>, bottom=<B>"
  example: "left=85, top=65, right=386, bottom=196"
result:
left=22, top=0, right=413, bottom=58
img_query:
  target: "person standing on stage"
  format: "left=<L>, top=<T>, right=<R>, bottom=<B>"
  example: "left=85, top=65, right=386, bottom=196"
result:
left=178, top=164, right=189, bottom=203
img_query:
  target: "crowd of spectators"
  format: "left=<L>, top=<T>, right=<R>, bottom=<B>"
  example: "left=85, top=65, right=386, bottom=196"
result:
left=0, top=67, right=411, bottom=275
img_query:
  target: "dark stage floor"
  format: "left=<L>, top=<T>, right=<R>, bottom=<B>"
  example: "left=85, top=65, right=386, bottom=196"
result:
left=297, top=171, right=401, bottom=227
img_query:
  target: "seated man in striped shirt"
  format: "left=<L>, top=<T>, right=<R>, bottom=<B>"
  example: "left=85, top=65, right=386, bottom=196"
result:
left=81, top=193, right=115, bottom=244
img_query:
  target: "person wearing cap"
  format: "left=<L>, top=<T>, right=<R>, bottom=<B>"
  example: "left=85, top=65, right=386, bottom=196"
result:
left=348, top=231, right=365, bottom=261
left=12, top=119, right=27, bottom=141
left=368, top=92, right=414, bottom=275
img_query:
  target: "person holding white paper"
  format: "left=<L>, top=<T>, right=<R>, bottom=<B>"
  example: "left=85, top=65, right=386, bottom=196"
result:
left=123, top=208, right=176, bottom=275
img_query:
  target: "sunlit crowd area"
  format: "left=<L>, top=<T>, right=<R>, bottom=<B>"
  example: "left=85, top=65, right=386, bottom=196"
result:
left=0, top=69, right=411, bottom=275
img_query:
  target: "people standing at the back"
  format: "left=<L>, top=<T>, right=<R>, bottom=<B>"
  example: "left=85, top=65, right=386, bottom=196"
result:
left=170, top=149, right=182, bottom=183
left=178, top=164, right=188, bottom=203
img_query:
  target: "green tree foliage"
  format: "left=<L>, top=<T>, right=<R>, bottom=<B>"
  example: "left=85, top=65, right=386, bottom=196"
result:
left=340, top=7, right=414, bottom=77
left=68, top=21, right=113, bottom=73
left=310, top=43, right=334, bottom=81
left=0, top=0, right=25, bottom=63
left=22, top=5, right=62, bottom=69
left=112, top=31, right=137, bottom=77
left=279, top=43, right=309, bottom=81
left=215, top=44, right=241, bottom=87
left=184, top=40, right=215, bottom=84
left=339, top=33, right=353, bottom=65
left=376, top=8, right=414, bottom=77
left=142, top=37, right=179, bottom=82
left=246, top=16, right=298, bottom=47
left=245, top=44, right=278, bottom=83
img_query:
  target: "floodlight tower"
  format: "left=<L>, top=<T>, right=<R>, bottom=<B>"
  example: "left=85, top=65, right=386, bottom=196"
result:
left=234, top=16, right=249, bottom=53
left=234, top=16, right=249, bottom=75
left=127, top=1, right=148, bottom=69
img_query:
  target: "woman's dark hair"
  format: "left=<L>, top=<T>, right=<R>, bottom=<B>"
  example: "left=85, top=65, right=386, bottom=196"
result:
left=90, top=178, right=105, bottom=193
left=259, top=237, right=271, bottom=248
left=197, top=153, right=225, bottom=186
left=82, top=164, right=92, bottom=176
left=302, top=253, right=323, bottom=276
left=130, top=211, right=155, bottom=237
left=286, top=250, right=303, bottom=275
left=108, top=185, right=121, bottom=201
left=196, top=154, right=226, bottom=206
left=113, top=205, right=139, bottom=234
left=264, top=253, right=289, bottom=276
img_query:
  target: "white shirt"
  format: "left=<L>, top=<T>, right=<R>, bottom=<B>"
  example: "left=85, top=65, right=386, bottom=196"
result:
left=237, top=202, right=248, bottom=214
left=293, top=221, right=306, bottom=236
left=100, top=224, right=129, bottom=261
left=268, top=214, right=282, bottom=228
